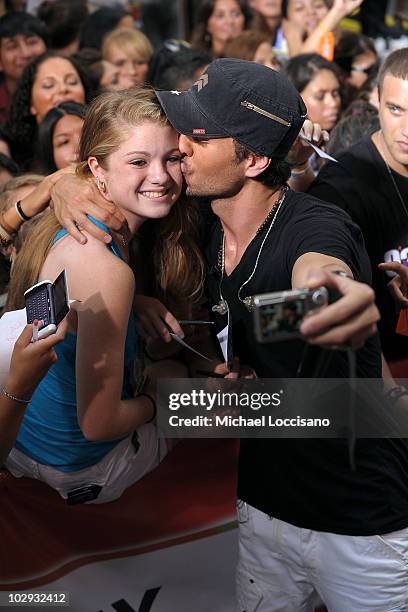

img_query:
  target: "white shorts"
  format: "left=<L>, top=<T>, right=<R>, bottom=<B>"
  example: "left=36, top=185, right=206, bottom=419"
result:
left=236, top=500, right=408, bottom=612
left=6, top=424, right=167, bottom=504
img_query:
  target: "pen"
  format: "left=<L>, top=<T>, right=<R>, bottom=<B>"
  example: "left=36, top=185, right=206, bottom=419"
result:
left=178, top=320, right=215, bottom=325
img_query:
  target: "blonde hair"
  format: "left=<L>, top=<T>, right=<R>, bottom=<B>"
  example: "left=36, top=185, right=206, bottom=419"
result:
left=0, top=173, right=44, bottom=214
left=6, top=89, right=203, bottom=313
left=102, top=27, right=153, bottom=64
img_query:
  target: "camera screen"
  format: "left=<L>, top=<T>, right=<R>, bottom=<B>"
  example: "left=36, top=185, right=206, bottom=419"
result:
left=53, top=270, right=69, bottom=325
left=258, top=300, right=305, bottom=340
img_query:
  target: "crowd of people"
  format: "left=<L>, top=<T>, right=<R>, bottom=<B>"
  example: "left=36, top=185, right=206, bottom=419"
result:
left=0, top=1, right=408, bottom=610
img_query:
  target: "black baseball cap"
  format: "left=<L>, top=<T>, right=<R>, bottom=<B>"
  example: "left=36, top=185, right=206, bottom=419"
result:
left=156, top=58, right=307, bottom=158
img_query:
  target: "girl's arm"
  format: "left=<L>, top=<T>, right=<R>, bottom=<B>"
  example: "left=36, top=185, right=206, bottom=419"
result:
left=0, top=168, right=73, bottom=239
left=66, top=239, right=155, bottom=441
left=0, top=321, right=67, bottom=465
left=295, top=0, right=364, bottom=55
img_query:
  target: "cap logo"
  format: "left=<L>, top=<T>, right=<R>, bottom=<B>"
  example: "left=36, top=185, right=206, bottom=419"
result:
left=194, top=73, right=209, bottom=92
left=241, top=100, right=292, bottom=127
left=193, top=128, right=206, bottom=134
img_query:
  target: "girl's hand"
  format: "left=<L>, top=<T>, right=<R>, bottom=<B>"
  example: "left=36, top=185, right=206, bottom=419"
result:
left=5, top=320, right=67, bottom=400
left=332, top=0, right=364, bottom=18
left=20, top=167, right=74, bottom=219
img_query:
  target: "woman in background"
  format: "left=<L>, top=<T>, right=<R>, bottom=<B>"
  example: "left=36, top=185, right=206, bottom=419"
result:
left=223, top=30, right=282, bottom=70
left=7, top=52, right=93, bottom=169
left=190, top=0, right=251, bottom=58
left=102, top=28, right=153, bottom=89
left=284, top=53, right=342, bottom=132
left=37, top=102, right=86, bottom=174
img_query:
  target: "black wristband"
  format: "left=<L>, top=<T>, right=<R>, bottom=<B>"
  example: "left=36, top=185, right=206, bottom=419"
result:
left=137, top=392, right=157, bottom=423
left=16, top=200, right=31, bottom=221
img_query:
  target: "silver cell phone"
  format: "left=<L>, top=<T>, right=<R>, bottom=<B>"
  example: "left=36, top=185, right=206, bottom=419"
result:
left=253, top=287, right=329, bottom=343
left=24, top=270, right=69, bottom=339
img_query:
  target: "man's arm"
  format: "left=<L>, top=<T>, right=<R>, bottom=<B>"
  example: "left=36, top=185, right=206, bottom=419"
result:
left=292, top=252, right=379, bottom=349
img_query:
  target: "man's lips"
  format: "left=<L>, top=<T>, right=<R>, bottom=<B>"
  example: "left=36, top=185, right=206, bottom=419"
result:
left=396, top=140, right=408, bottom=152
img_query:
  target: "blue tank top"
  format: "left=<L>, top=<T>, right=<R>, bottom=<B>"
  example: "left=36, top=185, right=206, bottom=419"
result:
left=15, top=219, right=138, bottom=472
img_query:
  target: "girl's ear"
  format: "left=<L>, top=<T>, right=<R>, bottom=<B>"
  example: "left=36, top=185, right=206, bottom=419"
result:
left=87, top=157, right=114, bottom=202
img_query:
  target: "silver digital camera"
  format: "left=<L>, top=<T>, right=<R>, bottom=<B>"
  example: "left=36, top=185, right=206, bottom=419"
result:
left=253, top=287, right=329, bottom=343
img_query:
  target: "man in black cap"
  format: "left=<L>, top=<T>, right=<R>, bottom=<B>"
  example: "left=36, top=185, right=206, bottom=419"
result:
left=48, top=59, right=407, bottom=610
left=156, top=59, right=408, bottom=611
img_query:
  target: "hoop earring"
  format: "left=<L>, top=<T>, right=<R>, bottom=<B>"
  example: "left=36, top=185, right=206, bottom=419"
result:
left=96, top=178, right=106, bottom=193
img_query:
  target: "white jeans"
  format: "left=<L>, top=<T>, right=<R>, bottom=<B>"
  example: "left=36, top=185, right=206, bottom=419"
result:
left=236, top=501, right=408, bottom=612
left=6, top=424, right=167, bottom=504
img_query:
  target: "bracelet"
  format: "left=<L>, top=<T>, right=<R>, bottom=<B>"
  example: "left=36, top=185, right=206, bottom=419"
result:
left=15, top=200, right=31, bottom=222
left=290, top=161, right=311, bottom=178
left=1, top=386, right=31, bottom=405
left=384, top=385, right=408, bottom=406
left=137, top=392, right=157, bottom=423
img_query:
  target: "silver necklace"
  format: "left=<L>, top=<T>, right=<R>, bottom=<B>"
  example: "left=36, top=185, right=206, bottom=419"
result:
left=212, top=185, right=288, bottom=315
left=383, top=158, right=408, bottom=221
left=377, top=130, right=408, bottom=220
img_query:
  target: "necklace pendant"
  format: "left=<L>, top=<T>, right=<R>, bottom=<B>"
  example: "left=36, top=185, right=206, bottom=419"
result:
left=212, top=299, right=228, bottom=315
left=243, top=296, right=255, bottom=312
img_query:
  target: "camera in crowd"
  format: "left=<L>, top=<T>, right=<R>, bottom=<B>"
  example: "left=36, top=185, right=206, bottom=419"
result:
left=253, top=287, right=329, bottom=343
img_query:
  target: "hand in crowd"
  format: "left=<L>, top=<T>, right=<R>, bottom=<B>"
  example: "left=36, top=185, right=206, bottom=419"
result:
left=287, top=119, right=329, bottom=169
left=134, top=295, right=184, bottom=342
left=378, top=262, right=408, bottom=309
left=50, top=172, right=127, bottom=245
left=332, top=0, right=364, bottom=19
left=300, top=268, right=379, bottom=349
left=5, top=320, right=67, bottom=402
left=19, top=167, right=74, bottom=219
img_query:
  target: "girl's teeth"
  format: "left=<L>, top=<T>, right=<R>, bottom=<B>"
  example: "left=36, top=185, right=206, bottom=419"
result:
left=141, top=191, right=167, bottom=198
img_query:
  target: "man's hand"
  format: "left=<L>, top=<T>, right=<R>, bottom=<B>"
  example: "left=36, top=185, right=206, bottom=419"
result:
left=300, top=268, right=379, bottom=349
left=134, top=296, right=184, bottom=342
left=379, top=262, right=408, bottom=309
left=50, top=172, right=128, bottom=245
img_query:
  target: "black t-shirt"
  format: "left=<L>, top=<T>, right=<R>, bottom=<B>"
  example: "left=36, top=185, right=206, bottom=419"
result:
left=205, top=189, right=408, bottom=535
left=309, top=136, right=408, bottom=362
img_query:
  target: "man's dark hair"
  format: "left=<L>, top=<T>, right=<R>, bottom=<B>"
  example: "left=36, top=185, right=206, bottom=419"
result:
left=153, top=47, right=211, bottom=90
left=327, top=111, right=380, bottom=157
left=79, top=4, right=131, bottom=51
left=234, top=141, right=291, bottom=189
left=37, top=100, right=87, bottom=174
left=0, top=11, right=49, bottom=44
left=283, top=53, right=342, bottom=95
left=378, top=47, right=408, bottom=95
left=37, top=0, right=88, bottom=51
left=0, top=152, right=20, bottom=176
